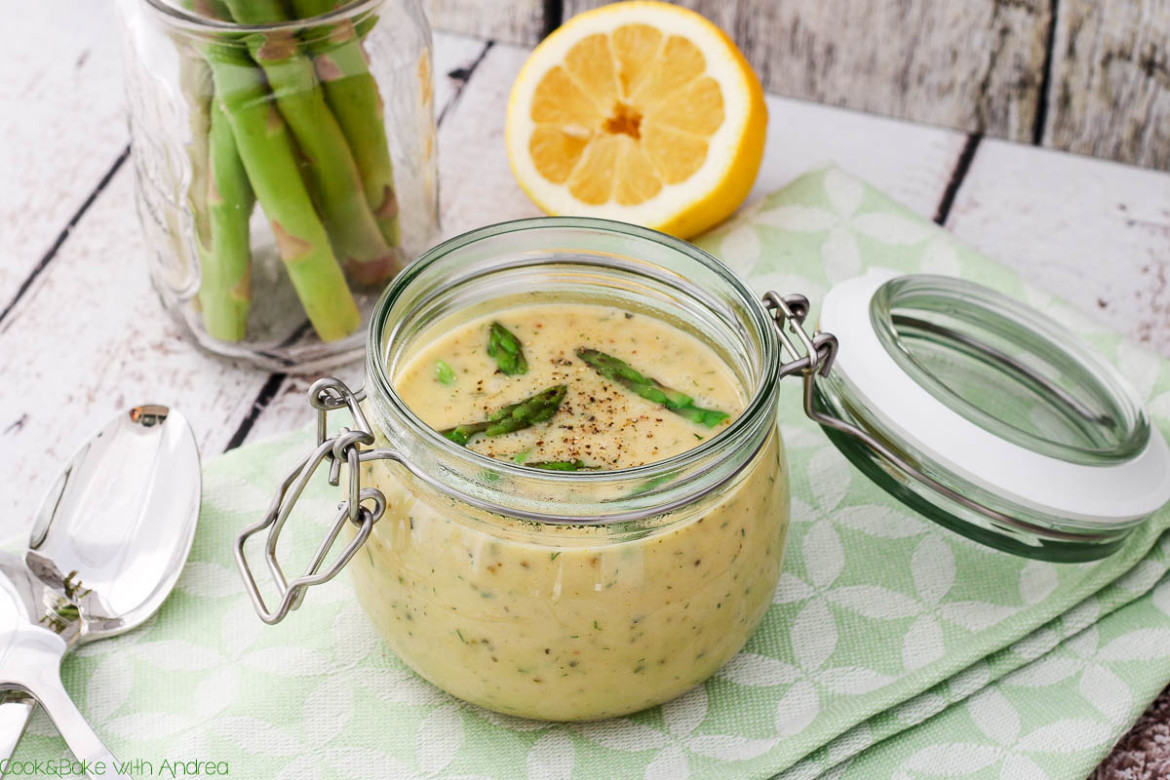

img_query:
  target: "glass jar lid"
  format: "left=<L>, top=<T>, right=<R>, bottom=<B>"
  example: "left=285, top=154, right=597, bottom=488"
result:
left=801, top=268, right=1170, bottom=561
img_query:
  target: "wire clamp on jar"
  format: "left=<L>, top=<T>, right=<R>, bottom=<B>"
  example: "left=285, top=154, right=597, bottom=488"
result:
left=766, top=292, right=839, bottom=381
left=234, top=378, right=390, bottom=625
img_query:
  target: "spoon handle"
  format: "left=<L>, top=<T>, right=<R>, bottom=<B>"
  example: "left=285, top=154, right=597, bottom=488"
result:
left=0, top=627, right=130, bottom=780
left=0, top=694, right=34, bottom=775
left=27, top=673, right=130, bottom=779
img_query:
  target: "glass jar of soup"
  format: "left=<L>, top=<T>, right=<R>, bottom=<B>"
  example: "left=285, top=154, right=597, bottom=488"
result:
left=237, top=217, right=791, bottom=720
left=236, top=217, right=1170, bottom=721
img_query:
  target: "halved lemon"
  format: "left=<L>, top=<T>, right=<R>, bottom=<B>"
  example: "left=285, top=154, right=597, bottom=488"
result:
left=506, top=1, right=767, bottom=239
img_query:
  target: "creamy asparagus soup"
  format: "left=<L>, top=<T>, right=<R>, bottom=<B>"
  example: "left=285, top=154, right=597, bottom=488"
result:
left=351, top=302, right=788, bottom=720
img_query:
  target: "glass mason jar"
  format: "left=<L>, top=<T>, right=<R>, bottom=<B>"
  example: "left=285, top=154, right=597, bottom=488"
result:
left=238, top=218, right=792, bottom=720
left=116, top=0, right=439, bottom=370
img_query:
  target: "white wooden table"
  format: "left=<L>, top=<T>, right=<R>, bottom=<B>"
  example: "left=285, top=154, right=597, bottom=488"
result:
left=4, top=3, right=1169, bottom=774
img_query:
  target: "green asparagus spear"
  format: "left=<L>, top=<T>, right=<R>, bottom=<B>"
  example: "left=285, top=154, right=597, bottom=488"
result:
left=181, top=0, right=254, bottom=341
left=525, top=460, right=600, bottom=471
left=221, top=0, right=399, bottom=287
left=290, top=0, right=401, bottom=248
left=576, top=348, right=729, bottom=428
left=181, top=53, right=213, bottom=256
left=487, top=321, right=528, bottom=375
left=204, top=42, right=360, bottom=341
left=441, top=386, right=567, bottom=446
left=198, top=98, right=256, bottom=341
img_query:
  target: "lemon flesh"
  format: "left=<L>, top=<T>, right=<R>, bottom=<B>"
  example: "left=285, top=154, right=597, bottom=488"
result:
left=507, top=2, right=768, bottom=239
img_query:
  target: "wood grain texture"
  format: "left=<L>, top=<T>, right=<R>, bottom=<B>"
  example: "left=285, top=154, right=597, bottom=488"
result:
left=1, top=0, right=128, bottom=308
left=562, top=0, right=1052, bottom=143
left=0, top=171, right=267, bottom=526
left=436, top=45, right=546, bottom=239
left=424, top=0, right=548, bottom=46
left=746, top=96, right=969, bottom=219
left=433, top=33, right=493, bottom=118
left=1045, top=0, right=1170, bottom=171
left=946, top=137, right=1170, bottom=357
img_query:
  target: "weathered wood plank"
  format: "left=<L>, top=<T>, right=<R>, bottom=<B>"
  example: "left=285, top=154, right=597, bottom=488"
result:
left=562, top=0, right=1051, bottom=144
left=945, top=137, right=1170, bottom=357
left=433, top=33, right=491, bottom=117
left=436, top=45, right=546, bottom=239
left=1044, top=0, right=1170, bottom=171
left=424, top=0, right=548, bottom=46
left=747, top=97, right=969, bottom=219
left=1, top=1, right=128, bottom=308
left=0, top=170, right=265, bottom=533
left=435, top=0, right=1170, bottom=172
left=0, top=31, right=492, bottom=533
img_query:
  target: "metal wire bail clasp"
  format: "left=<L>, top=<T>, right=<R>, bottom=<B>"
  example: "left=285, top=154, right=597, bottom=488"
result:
left=764, top=292, right=839, bottom=382
left=765, top=290, right=870, bottom=440
left=234, top=378, right=389, bottom=625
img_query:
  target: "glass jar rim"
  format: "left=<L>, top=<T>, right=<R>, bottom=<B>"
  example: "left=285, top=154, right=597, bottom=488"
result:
left=870, top=273, right=1150, bottom=465
left=140, top=0, right=382, bottom=34
left=362, top=217, right=782, bottom=524
left=813, top=267, right=1169, bottom=559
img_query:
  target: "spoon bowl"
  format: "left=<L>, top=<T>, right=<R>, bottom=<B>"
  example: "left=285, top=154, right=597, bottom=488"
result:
left=26, top=404, right=201, bottom=638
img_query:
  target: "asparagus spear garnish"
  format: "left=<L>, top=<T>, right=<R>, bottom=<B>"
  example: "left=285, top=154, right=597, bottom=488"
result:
left=290, top=0, right=401, bottom=248
left=487, top=321, right=528, bottom=375
left=197, top=98, right=256, bottom=341
left=203, top=42, right=360, bottom=341
left=576, top=348, right=729, bottom=427
left=525, top=460, right=600, bottom=472
left=441, top=385, right=567, bottom=446
left=221, top=0, right=400, bottom=287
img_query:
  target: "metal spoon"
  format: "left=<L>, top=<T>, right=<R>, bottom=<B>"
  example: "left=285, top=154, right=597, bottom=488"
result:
left=0, top=405, right=201, bottom=776
left=0, top=554, right=132, bottom=777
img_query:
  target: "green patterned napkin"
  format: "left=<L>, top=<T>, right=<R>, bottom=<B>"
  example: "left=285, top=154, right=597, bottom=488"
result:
left=15, top=167, right=1170, bottom=780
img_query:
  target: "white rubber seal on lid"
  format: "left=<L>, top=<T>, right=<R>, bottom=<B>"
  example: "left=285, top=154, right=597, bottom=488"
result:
left=819, top=269, right=1170, bottom=525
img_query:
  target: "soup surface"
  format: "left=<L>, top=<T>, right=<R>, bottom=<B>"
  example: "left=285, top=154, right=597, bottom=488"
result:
left=352, top=301, right=788, bottom=720
left=395, top=303, right=742, bottom=467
